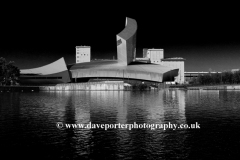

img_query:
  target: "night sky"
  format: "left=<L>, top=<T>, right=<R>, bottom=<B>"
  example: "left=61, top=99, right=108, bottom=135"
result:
left=1, top=3, right=240, bottom=72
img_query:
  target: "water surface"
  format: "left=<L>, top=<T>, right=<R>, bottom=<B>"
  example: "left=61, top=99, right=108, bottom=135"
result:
left=1, top=90, right=240, bottom=159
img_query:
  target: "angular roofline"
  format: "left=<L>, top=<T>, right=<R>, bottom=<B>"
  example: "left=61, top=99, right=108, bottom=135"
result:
left=20, top=57, right=68, bottom=75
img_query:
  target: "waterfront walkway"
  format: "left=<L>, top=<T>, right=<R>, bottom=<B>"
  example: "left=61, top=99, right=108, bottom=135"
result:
left=185, top=84, right=240, bottom=90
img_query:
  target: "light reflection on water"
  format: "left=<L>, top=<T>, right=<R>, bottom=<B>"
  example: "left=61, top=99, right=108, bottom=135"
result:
left=1, top=90, right=240, bottom=159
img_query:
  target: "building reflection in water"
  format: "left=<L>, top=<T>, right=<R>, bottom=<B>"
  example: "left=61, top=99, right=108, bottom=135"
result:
left=186, top=90, right=220, bottom=122
left=142, top=90, right=189, bottom=158
left=67, top=91, right=91, bottom=158
left=54, top=90, right=189, bottom=158
left=86, top=91, right=123, bottom=159
left=187, top=90, right=219, bottom=106
left=1, top=89, right=190, bottom=159
left=164, top=90, right=186, bottom=123
left=3, top=88, right=240, bottom=159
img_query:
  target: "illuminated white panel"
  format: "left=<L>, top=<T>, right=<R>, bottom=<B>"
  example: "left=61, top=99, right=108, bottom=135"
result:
left=76, top=46, right=91, bottom=63
left=147, top=49, right=164, bottom=64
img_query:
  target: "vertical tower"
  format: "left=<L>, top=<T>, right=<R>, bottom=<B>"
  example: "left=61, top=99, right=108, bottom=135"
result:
left=76, top=46, right=91, bottom=63
left=116, top=17, right=137, bottom=65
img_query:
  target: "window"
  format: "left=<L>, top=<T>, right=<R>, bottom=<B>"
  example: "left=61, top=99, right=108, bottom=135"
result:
left=47, top=77, right=62, bottom=79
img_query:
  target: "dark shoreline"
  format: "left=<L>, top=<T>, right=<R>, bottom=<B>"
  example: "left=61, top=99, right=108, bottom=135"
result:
left=2, top=83, right=240, bottom=92
left=170, top=84, right=240, bottom=90
left=0, top=86, right=40, bottom=92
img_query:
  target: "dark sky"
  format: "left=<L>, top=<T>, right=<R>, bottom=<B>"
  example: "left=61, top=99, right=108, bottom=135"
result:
left=1, top=3, right=240, bottom=72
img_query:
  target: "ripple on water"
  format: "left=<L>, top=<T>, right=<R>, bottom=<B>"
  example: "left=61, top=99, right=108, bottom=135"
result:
left=1, top=90, right=240, bottom=159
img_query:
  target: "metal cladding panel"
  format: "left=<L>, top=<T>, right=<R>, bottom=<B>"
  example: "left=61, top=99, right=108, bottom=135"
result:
left=143, top=48, right=148, bottom=58
left=20, top=57, right=68, bottom=75
left=70, top=61, right=170, bottom=71
left=20, top=70, right=71, bottom=84
left=70, top=60, right=178, bottom=82
left=126, top=34, right=136, bottom=64
left=162, top=69, right=179, bottom=82
left=19, top=79, right=64, bottom=85
left=117, top=36, right=127, bottom=65
left=118, top=17, right=137, bottom=40
left=69, top=17, right=179, bottom=83
left=20, top=58, right=71, bottom=84
left=161, top=61, right=184, bottom=83
left=117, top=17, right=137, bottom=65
left=71, top=69, right=163, bottom=82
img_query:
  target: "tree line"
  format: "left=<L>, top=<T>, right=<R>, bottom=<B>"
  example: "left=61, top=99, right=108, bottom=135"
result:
left=190, top=71, right=240, bottom=85
left=0, top=57, right=20, bottom=86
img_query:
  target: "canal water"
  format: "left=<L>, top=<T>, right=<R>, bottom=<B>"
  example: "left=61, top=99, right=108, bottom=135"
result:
left=1, top=90, right=240, bottom=159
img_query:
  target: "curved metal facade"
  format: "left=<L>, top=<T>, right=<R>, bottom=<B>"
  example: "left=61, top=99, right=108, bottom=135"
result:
left=70, top=17, right=179, bottom=83
left=70, top=61, right=178, bottom=82
left=20, top=58, right=71, bottom=84
left=19, top=17, right=179, bottom=84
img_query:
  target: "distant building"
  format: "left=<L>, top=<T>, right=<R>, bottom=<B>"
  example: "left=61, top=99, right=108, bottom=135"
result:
left=184, top=71, right=222, bottom=83
left=76, top=46, right=91, bottom=63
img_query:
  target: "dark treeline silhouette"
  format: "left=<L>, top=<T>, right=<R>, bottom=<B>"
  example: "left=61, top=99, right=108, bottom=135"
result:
left=0, top=57, right=20, bottom=86
left=190, top=71, right=240, bottom=85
